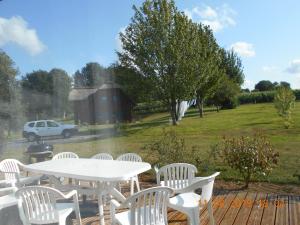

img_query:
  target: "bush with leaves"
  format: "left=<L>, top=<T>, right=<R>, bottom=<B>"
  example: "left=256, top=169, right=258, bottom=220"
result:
left=218, top=133, right=279, bottom=188
left=274, top=86, right=296, bottom=129
left=143, top=129, right=203, bottom=169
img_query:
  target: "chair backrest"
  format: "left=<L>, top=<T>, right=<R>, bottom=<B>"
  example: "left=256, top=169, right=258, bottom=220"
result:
left=116, top=153, right=142, bottom=162
left=0, top=159, right=22, bottom=184
left=52, top=152, right=79, bottom=160
left=179, top=172, right=220, bottom=203
left=123, top=187, right=173, bottom=225
left=91, top=153, right=113, bottom=160
left=156, top=163, right=197, bottom=190
left=15, top=186, right=65, bottom=224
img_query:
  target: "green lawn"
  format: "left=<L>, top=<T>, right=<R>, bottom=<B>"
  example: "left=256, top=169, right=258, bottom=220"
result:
left=1, top=102, right=300, bottom=185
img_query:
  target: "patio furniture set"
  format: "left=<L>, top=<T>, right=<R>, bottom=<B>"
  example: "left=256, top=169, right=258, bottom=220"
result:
left=0, top=152, right=219, bottom=225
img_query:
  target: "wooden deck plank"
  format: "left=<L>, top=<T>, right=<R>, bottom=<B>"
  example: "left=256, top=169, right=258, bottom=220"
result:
left=246, top=192, right=267, bottom=225
left=275, top=195, right=289, bottom=225
left=260, top=194, right=278, bottom=225
left=289, top=195, right=300, bottom=225
left=233, top=192, right=257, bottom=225
left=203, top=192, right=238, bottom=225
left=219, top=192, right=248, bottom=225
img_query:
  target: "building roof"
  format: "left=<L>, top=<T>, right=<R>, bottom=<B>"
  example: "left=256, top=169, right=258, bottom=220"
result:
left=68, top=83, right=123, bottom=101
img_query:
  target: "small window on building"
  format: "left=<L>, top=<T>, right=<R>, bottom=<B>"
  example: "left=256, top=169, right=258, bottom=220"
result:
left=101, top=96, right=107, bottom=101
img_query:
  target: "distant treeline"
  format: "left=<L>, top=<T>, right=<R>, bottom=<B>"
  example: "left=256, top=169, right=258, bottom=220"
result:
left=238, top=89, right=300, bottom=104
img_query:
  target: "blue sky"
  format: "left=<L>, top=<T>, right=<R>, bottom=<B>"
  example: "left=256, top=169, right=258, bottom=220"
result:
left=1, top=0, right=300, bottom=89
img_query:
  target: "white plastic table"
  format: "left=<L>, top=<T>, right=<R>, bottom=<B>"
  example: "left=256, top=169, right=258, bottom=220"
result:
left=24, top=158, right=151, bottom=225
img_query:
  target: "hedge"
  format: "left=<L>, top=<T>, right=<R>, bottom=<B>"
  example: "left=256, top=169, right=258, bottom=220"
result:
left=238, top=89, right=300, bottom=104
left=134, top=101, right=167, bottom=114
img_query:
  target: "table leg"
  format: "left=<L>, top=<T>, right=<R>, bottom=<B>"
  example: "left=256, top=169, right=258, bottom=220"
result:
left=97, top=182, right=105, bottom=225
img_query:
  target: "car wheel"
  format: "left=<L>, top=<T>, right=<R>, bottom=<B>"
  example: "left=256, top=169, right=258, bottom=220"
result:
left=27, top=133, right=37, bottom=142
left=63, top=130, right=72, bottom=138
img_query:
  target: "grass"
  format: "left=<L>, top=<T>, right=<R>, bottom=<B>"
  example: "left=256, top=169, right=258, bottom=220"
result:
left=1, top=102, right=300, bottom=185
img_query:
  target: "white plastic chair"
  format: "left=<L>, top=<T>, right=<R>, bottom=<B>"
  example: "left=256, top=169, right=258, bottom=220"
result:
left=156, top=163, right=197, bottom=193
left=116, top=153, right=142, bottom=195
left=0, top=186, right=18, bottom=211
left=110, top=187, right=173, bottom=225
left=116, top=153, right=142, bottom=162
left=52, top=152, right=79, bottom=185
left=168, top=172, right=220, bottom=225
left=52, top=152, right=79, bottom=160
left=0, top=159, right=41, bottom=188
left=91, top=153, right=113, bottom=160
left=16, top=186, right=82, bottom=225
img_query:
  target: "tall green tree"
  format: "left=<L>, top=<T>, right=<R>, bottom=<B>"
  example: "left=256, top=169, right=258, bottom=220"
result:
left=274, top=86, right=296, bottom=129
left=22, top=69, right=72, bottom=119
left=108, top=63, right=154, bottom=103
left=74, top=62, right=108, bottom=87
left=0, top=50, right=24, bottom=142
left=220, top=49, right=244, bottom=86
left=254, top=80, right=275, bottom=91
left=22, top=70, right=53, bottom=119
left=118, top=0, right=196, bottom=125
left=210, top=49, right=244, bottom=109
left=192, top=24, right=224, bottom=117
left=50, top=68, right=72, bottom=118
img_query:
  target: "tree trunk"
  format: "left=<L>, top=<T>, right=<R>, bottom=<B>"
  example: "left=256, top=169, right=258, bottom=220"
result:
left=197, top=95, right=204, bottom=118
left=170, top=99, right=178, bottom=125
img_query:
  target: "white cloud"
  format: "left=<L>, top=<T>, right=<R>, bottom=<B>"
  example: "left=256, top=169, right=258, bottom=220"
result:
left=0, top=16, right=46, bottom=56
left=230, top=42, right=255, bottom=57
left=285, top=59, right=300, bottom=74
left=115, top=26, right=126, bottom=52
left=184, top=4, right=236, bottom=32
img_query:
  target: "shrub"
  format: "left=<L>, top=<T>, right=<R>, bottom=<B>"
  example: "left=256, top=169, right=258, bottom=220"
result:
left=134, top=101, right=167, bottom=115
left=274, top=87, right=296, bottom=129
left=142, top=129, right=202, bottom=169
left=218, top=132, right=279, bottom=188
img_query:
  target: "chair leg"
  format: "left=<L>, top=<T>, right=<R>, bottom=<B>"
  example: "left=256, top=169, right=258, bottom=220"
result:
left=208, top=200, right=215, bottom=225
left=130, top=177, right=135, bottom=195
left=135, top=176, right=140, bottom=192
left=58, top=216, right=66, bottom=225
left=187, top=208, right=200, bottom=225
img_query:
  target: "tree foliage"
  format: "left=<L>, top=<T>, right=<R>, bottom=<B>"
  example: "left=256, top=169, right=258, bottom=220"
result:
left=22, top=69, right=72, bottom=119
left=108, top=63, right=154, bottom=103
left=274, top=86, right=296, bottom=129
left=193, top=26, right=224, bottom=117
left=209, top=75, right=240, bottom=110
left=74, top=62, right=109, bottom=87
left=118, top=0, right=227, bottom=124
left=50, top=68, right=72, bottom=117
left=208, top=49, right=244, bottom=109
left=220, top=49, right=244, bottom=86
left=254, top=80, right=275, bottom=92
left=0, top=50, right=24, bottom=142
left=218, top=133, right=279, bottom=188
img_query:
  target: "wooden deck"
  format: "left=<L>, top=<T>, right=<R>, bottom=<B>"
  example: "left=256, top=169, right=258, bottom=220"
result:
left=1, top=182, right=299, bottom=225
left=77, top=185, right=300, bottom=225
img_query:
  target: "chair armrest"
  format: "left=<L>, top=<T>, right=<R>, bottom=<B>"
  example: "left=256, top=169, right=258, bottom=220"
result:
left=62, top=190, right=78, bottom=199
left=111, top=199, right=122, bottom=210
left=176, top=178, right=211, bottom=194
left=0, top=187, right=17, bottom=196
